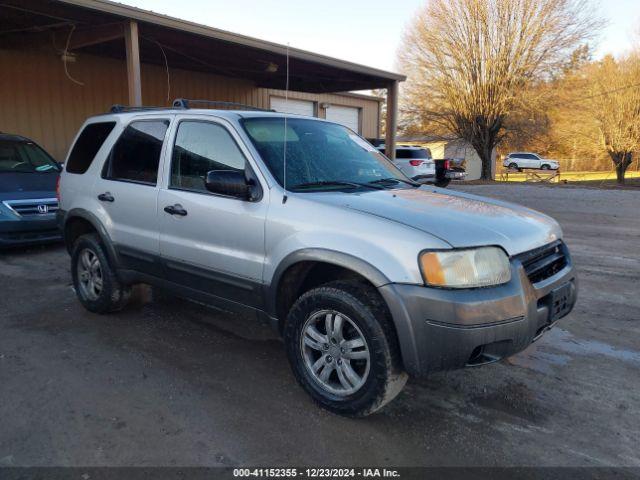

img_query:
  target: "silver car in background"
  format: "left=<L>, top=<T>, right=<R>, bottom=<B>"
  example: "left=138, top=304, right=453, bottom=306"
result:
left=57, top=102, right=578, bottom=416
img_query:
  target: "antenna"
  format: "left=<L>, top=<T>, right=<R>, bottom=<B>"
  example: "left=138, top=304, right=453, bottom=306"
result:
left=282, top=43, right=290, bottom=204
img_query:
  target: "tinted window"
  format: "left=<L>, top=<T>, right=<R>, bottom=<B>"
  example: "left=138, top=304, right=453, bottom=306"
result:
left=513, top=153, right=537, bottom=160
left=171, top=121, right=246, bottom=192
left=396, top=149, right=431, bottom=159
left=0, top=141, right=60, bottom=173
left=66, top=122, right=115, bottom=174
left=103, top=120, right=168, bottom=185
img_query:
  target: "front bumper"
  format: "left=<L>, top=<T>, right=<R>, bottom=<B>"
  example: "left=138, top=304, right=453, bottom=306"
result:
left=0, top=216, right=62, bottom=247
left=379, top=248, right=577, bottom=377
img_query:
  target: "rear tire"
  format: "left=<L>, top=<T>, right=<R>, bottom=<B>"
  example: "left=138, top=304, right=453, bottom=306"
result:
left=71, top=233, right=130, bottom=313
left=284, top=280, right=407, bottom=417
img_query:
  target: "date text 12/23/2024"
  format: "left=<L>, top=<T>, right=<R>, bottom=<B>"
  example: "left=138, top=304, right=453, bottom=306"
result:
left=233, top=469, right=401, bottom=478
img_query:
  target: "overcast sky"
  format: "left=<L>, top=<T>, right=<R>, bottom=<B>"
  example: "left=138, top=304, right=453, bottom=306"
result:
left=119, top=0, right=639, bottom=73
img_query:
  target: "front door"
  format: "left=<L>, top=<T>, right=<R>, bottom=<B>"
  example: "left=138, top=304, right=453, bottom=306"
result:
left=158, top=118, right=268, bottom=308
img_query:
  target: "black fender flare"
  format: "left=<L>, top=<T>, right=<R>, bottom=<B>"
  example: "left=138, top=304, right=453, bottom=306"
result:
left=62, top=208, right=120, bottom=269
left=265, top=248, right=391, bottom=318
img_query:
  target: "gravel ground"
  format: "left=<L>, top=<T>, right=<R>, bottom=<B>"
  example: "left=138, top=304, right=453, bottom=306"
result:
left=0, top=183, right=639, bottom=467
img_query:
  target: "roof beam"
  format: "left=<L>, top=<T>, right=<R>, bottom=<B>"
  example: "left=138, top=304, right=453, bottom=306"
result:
left=385, top=81, right=399, bottom=160
left=67, top=22, right=123, bottom=50
left=124, top=19, right=142, bottom=106
left=0, top=22, right=124, bottom=51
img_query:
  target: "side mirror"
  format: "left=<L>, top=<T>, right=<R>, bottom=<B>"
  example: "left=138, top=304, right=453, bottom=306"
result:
left=205, top=170, right=252, bottom=200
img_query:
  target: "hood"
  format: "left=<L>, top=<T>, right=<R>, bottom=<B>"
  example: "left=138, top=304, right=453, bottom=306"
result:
left=305, top=187, right=561, bottom=256
left=0, top=172, right=58, bottom=201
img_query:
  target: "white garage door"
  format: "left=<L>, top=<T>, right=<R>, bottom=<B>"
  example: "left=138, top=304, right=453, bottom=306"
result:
left=325, top=105, right=360, bottom=133
left=270, top=97, right=315, bottom=116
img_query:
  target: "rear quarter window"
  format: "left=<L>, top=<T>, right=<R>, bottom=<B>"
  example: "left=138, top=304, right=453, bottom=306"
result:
left=66, top=122, right=116, bottom=174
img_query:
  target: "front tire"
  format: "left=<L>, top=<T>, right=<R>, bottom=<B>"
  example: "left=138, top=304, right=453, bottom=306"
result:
left=71, top=233, right=130, bottom=313
left=508, top=162, right=519, bottom=170
left=284, top=281, right=407, bottom=417
left=541, top=164, right=550, bottom=170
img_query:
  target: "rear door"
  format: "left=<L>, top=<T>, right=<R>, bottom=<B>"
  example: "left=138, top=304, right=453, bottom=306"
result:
left=158, top=117, right=268, bottom=308
left=93, top=117, right=170, bottom=275
left=530, top=154, right=543, bottom=168
left=522, top=154, right=538, bottom=168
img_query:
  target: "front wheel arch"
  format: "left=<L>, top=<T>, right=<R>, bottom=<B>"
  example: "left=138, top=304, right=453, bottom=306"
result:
left=268, top=249, right=391, bottom=322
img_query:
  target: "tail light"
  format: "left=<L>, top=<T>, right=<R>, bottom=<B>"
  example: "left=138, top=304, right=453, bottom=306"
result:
left=443, top=159, right=451, bottom=170
left=409, top=160, right=424, bottom=166
left=56, top=176, right=61, bottom=202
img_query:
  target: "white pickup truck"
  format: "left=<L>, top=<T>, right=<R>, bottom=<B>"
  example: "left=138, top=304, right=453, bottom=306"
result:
left=504, top=152, right=559, bottom=171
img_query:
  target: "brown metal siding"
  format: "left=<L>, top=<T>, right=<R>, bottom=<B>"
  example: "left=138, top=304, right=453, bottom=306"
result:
left=0, top=48, right=380, bottom=160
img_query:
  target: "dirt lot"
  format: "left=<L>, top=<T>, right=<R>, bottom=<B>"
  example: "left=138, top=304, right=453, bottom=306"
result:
left=1, top=184, right=639, bottom=467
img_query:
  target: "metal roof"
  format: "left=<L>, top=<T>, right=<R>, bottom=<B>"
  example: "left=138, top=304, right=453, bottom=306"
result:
left=0, top=0, right=405, bottom=92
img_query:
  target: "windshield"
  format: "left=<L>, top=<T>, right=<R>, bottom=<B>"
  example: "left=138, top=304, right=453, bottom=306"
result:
left=241, top=118, right=409, bottom=191
left=0, top=141, right=60, bottom=173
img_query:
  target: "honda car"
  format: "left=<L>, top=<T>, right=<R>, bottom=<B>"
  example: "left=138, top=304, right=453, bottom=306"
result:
left=0, top=133, right=62, bottom=247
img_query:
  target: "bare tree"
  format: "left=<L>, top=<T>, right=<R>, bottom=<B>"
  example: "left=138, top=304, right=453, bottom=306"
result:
left=559, top=55, right=640, bottom=183
left=399, top=0, right=600, bottom=179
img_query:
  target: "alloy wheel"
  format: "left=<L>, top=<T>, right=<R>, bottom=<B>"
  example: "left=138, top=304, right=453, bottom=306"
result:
left=300, top=310, right=370, bottom=396
left=77, top=248, right=103, bottom=301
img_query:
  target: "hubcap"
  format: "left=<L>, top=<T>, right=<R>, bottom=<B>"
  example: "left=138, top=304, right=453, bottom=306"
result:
left=77, top=248, right=103, bottom=301
left=300, top=310, right=370, bottom=396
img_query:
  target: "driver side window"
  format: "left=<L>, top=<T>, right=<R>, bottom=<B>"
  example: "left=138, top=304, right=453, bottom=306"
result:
left=170, top=121, right=246, bottom=193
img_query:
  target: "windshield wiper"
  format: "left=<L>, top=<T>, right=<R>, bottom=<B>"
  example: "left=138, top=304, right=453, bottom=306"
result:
left=368, top=177, right=420, bottom=187
left=290, top=180, right=384, bottom=191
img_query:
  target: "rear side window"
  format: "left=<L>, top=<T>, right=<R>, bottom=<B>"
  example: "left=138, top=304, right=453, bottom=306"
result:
left=66, top=122, right=116, bottom=174
left=102, top=120, right=169, bottom=185
left=514, top=153, right=537, bottom=160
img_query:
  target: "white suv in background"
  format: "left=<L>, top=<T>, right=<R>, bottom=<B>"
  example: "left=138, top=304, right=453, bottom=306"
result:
left=376, top=145, right=435, bottom=182
left=504, top=152, right=559, bottom=171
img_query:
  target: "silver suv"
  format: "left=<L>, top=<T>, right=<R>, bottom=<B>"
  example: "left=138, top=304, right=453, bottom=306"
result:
left=57, top=102, right=577, bottom=416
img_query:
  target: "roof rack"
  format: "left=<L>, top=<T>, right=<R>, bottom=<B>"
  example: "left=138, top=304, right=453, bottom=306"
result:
left=172, top=98, right=273, bottom=112
left=109, top=105, right=179, bottom=114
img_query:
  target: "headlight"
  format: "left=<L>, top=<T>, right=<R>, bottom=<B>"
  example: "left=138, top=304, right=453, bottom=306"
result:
left=419, top=247, right=511, bottom=288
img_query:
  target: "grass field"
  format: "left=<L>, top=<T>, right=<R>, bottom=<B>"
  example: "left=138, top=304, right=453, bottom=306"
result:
left=498, top=169, right=640, bottom=184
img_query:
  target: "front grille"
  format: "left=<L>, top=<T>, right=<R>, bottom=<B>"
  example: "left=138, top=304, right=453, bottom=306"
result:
left=517, top=240, right=567, bottom=284
left=2, top=198, right=58, bottom=217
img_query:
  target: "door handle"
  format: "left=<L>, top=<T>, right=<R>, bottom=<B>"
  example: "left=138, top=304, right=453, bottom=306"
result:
left=164, top=204, right=188, bottom=216
left=98, top=192, right=114, bottom=202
